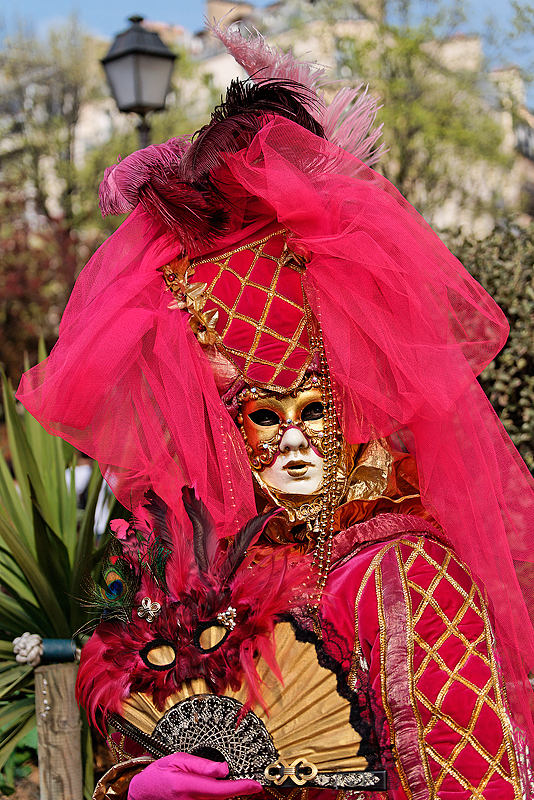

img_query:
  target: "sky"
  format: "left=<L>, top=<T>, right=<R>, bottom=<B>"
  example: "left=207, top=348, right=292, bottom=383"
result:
left=0, top=0, right=267, bottom=39
left=0, top=0, right=516, bottom=42
left=0, top=0, right=528, bottom=100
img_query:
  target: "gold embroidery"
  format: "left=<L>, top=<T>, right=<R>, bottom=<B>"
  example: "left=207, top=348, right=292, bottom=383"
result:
left=397, top=537, right=521, bottom=797
left=161, top=229, right=315, bottom=393
left=348, top=541, right=400, bottom=688
left=160, top=256, right=217, bottom=345
left=106, top=733, right=133, bottom=764
left=375, top=562, right=412, bottom=797
left=479, top=601, right=522, bottom=796
left=352, top=535, right=522, bottom=797
left=394, top=544, right=434, bottom=792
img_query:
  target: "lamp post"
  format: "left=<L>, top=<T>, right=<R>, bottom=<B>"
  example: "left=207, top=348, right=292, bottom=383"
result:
left=101, top=15, right=176, bottom=148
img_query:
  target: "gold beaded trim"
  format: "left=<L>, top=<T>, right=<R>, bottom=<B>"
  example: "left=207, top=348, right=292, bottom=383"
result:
left=106, top=733, right=134, bottom=764
left=307, top=330, right=342, bottom=614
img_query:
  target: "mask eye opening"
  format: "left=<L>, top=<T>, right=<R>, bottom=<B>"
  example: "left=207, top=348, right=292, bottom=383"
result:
left=140, top=639, right=177, bottom=671
left=248, top=409, right=281, bottom=427
left=301, top=401, right=324, bottom=422
left=193, top=620, right=231, bottom=653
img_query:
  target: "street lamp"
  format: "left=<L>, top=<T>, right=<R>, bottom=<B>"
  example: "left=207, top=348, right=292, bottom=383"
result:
left=102, top=15, right=176, bottom=148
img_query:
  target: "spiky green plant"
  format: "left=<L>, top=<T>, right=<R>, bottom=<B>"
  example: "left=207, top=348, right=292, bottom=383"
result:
left=0, top=356, right=122, bottom=797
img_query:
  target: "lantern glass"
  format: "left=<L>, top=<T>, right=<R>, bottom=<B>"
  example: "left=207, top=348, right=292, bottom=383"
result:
left=102, top=16, right=176, bottom=119
left=105, top=53, right=174, bottom=114
left=105, top=54, right=137, bottom=112
left=137, top=54, right=175, bottom=110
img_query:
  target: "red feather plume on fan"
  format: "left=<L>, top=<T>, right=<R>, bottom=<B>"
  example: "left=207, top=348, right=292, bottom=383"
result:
left=76, top=488, right=308, bottom=734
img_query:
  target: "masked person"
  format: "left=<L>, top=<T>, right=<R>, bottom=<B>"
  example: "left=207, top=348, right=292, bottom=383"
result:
left=17, top=25, right=534, bottom=800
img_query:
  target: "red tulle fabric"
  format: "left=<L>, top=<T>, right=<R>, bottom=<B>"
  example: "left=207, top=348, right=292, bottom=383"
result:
left=16, top=207, right=258, bottom=533
left=17, top=118, right=534, bottom=763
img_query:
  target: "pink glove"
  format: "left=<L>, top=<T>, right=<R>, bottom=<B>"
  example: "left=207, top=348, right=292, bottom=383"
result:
left=128, top=752, right=263, bottom=800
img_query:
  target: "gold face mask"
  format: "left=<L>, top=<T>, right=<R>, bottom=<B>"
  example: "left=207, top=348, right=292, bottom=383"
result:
left=237, top=379, right=325, bottom=496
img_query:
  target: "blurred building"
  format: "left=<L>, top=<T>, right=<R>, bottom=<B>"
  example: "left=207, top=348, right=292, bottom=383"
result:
left=178, top=0, right=534, bottom=234
left=2, top=0, right=534, bottom=234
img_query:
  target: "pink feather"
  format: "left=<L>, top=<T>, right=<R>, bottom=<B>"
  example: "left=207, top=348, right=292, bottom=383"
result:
left=210, top=22, right=327, bottom=95
left=320, top=85, right=386, bottom=166
left=99, top=137, right=189, bottom=217
left=210, top=22, right=385, bottom=165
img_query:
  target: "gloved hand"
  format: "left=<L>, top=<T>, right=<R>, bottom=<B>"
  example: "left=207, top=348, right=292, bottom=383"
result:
left=128, top=752, right=263, bottom=800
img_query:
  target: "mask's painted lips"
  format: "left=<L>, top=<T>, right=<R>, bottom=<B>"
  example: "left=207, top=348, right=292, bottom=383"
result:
left=283, top=460, right=312, bottom=477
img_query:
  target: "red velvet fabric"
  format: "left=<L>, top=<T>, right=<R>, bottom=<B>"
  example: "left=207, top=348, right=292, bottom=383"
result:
left=191, top=220, right=312, bottom=389
left=325, top=517, right=524, bottom=798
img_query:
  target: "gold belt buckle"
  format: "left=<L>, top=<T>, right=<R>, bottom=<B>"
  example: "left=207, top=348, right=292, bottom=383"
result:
left=265, top=757, right=319, bottom=786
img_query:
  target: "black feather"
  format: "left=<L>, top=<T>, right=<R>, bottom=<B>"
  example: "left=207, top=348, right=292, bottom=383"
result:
left=180, top=78, right=326, bottom=185
left=181, top=486, right=218, bottom=575
left=221, top=509, right=278, bottom=585
left=139, top=172, right=230, bottom=250
left=143, top=490, right=173, bottom=549
left=138, top=79, right=324, bottom=246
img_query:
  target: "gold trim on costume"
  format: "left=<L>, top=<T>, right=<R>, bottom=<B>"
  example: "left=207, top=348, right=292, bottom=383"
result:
left=394, top=543, right=433, bottom=792
left=161, top=229, right=316, bottom=393
left=396, top=537, right=521, bottom=797
left=348, top=541, right=399, bottom=690
left=375, top=553, right=413, bottom=797
left=349, top=535, right=522, bottom=797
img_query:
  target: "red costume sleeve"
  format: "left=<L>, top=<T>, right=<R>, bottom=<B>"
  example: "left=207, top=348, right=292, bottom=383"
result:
left=333, top=533, right=524, bottom=798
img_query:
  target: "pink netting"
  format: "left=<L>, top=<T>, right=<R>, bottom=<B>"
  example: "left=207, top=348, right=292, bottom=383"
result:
left=16, top=207, right=258, bottom=533
left=17, top=117, right=534, bottom=763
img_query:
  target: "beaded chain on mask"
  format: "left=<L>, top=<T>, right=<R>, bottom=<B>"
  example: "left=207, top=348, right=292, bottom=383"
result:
left=307, top=331, right=342, bottom=614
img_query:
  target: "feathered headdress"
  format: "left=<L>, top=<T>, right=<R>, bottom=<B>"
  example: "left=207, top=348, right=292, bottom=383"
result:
left=210, top=21, right=385, bottom=164
left=98, top=26, right=384, bottom=250
left=18, top=25, right=534, bottom=760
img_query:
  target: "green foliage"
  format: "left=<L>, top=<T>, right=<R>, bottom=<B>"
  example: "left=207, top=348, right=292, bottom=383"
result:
left=0, top=16, right=106, bottom=227
left=0, top=23, right=211, bottom=389
left=0, top=184, right=80, bottom=386
left=0, top=18, right=111, bottom=386
left=336, top=0, right=509, bottom=216
left=0, top=366, right=125, bottom=792
left=448, top=222, right=534, bottom=473
left=0, top=726, right=37, bottom=796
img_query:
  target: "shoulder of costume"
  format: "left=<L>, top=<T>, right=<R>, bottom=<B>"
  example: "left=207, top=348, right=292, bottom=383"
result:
left=331, top=513, right=446, bottom=566
left=329, top=515, right=487, bottom=609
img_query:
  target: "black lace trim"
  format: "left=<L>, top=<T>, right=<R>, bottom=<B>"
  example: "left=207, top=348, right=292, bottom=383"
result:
left=278, top=610, right=388, bottom=771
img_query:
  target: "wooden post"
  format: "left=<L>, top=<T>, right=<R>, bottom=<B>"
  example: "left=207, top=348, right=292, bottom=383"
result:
left=35, top=663, right=83, bottom=800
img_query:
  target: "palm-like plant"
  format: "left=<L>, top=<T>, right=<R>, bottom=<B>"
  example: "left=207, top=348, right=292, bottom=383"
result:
left=0, top=359, right=121, bottom=796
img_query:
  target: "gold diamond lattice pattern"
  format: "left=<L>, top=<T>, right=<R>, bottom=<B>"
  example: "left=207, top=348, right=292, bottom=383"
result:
left=192, top=227, right=313, bottom=391
left=399, top=537, right=520, bottom=797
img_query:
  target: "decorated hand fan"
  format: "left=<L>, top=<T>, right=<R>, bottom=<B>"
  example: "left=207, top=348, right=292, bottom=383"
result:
left=77, top=489, right=386, bottom=790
